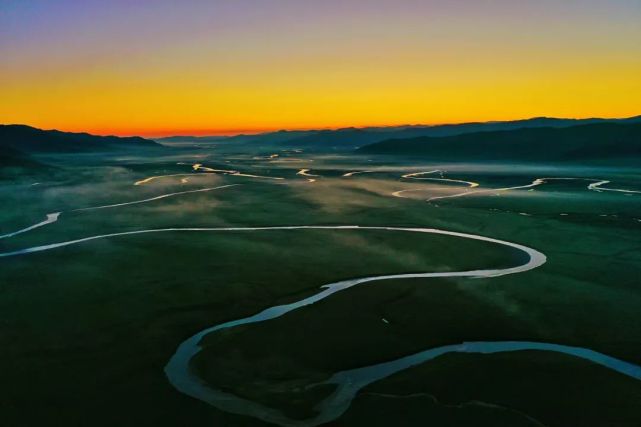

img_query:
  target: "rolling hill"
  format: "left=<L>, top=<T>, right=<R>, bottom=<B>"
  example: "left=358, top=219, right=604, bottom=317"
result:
left=357, top=122, right=641, bottom=163
left=0, top=125, right=160, bottom=154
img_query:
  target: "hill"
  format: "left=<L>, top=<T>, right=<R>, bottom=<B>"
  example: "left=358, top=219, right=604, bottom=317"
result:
left=357, top=123, right=641, bottom=163
left=0, top=125, right=160, bottom=153
left=156, top=130, right=317, bottom=147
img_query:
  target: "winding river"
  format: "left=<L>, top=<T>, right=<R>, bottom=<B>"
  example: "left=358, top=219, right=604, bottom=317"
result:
left=423, top=176, right=639, bottom=202
left=0, top=184, right=238, bottom=240
left=296, top=169, right=319, bottom=183
left=2, top=223, right=640, bottom=426
left=2, top=171, right=640, bottom=426
left=0, top=212, right=61, bottom=239
left=343, top=169, right=639, bottom=202
left=193, top=163, right=285, bottom=180
left=134, top=174, right=197, bottom=186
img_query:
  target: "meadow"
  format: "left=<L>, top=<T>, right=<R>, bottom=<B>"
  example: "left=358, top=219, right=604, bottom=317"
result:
left=1, top=146, right=640, bottom=426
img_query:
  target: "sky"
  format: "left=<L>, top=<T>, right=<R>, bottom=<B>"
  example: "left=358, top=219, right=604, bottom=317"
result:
left=1, top=0, right=640, bottom=137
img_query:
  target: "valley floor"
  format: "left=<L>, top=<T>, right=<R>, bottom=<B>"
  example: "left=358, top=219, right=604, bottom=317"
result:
left=1, top=148, right=640, bottom=426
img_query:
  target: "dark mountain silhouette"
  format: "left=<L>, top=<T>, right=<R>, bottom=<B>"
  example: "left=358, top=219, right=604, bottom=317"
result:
left=0, top=125, right=160, bottom=153
left=157, top=130, right=317, bottom=145
left=357, top=122, right=641, bottom=163
left=156, top=135, right=229, bottom=143
left=155, top=115, right=641, bottom=150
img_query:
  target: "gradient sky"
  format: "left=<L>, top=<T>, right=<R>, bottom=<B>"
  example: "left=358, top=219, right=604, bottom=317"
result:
left=2, top=0, right=640, bottom=136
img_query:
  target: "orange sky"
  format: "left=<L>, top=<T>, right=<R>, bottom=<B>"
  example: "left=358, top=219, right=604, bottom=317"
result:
left=2, top=1, right=640, bottom=137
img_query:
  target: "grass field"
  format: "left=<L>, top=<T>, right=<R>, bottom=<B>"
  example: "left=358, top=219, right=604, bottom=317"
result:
left=1, top=148, right=640, bottom=426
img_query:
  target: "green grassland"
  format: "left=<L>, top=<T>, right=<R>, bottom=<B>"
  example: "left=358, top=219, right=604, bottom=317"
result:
left=1, top=150, right=640, bottom=426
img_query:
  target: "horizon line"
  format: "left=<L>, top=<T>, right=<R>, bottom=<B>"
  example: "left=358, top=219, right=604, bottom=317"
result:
left=5, top=113, right=640, bottom=139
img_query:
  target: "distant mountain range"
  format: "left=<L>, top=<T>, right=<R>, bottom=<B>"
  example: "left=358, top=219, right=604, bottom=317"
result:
left=157, top=130, right=323, bottom=151
left=157, top=130, right=316, bottom=144
left=1, top=124, right=159, bottom=153
left=0, top=125, right=162, bottom=171
left=155, top=115, right=641, bottom=151
left=358, top=122, right=641, bottom=163
left=0, top=125, right=161, bottom=169
left=3, top=116, right=641, bottom=168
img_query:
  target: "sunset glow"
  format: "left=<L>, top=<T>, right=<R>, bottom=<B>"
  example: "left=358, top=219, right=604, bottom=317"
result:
left=2, top=0, right=640, bottom=136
